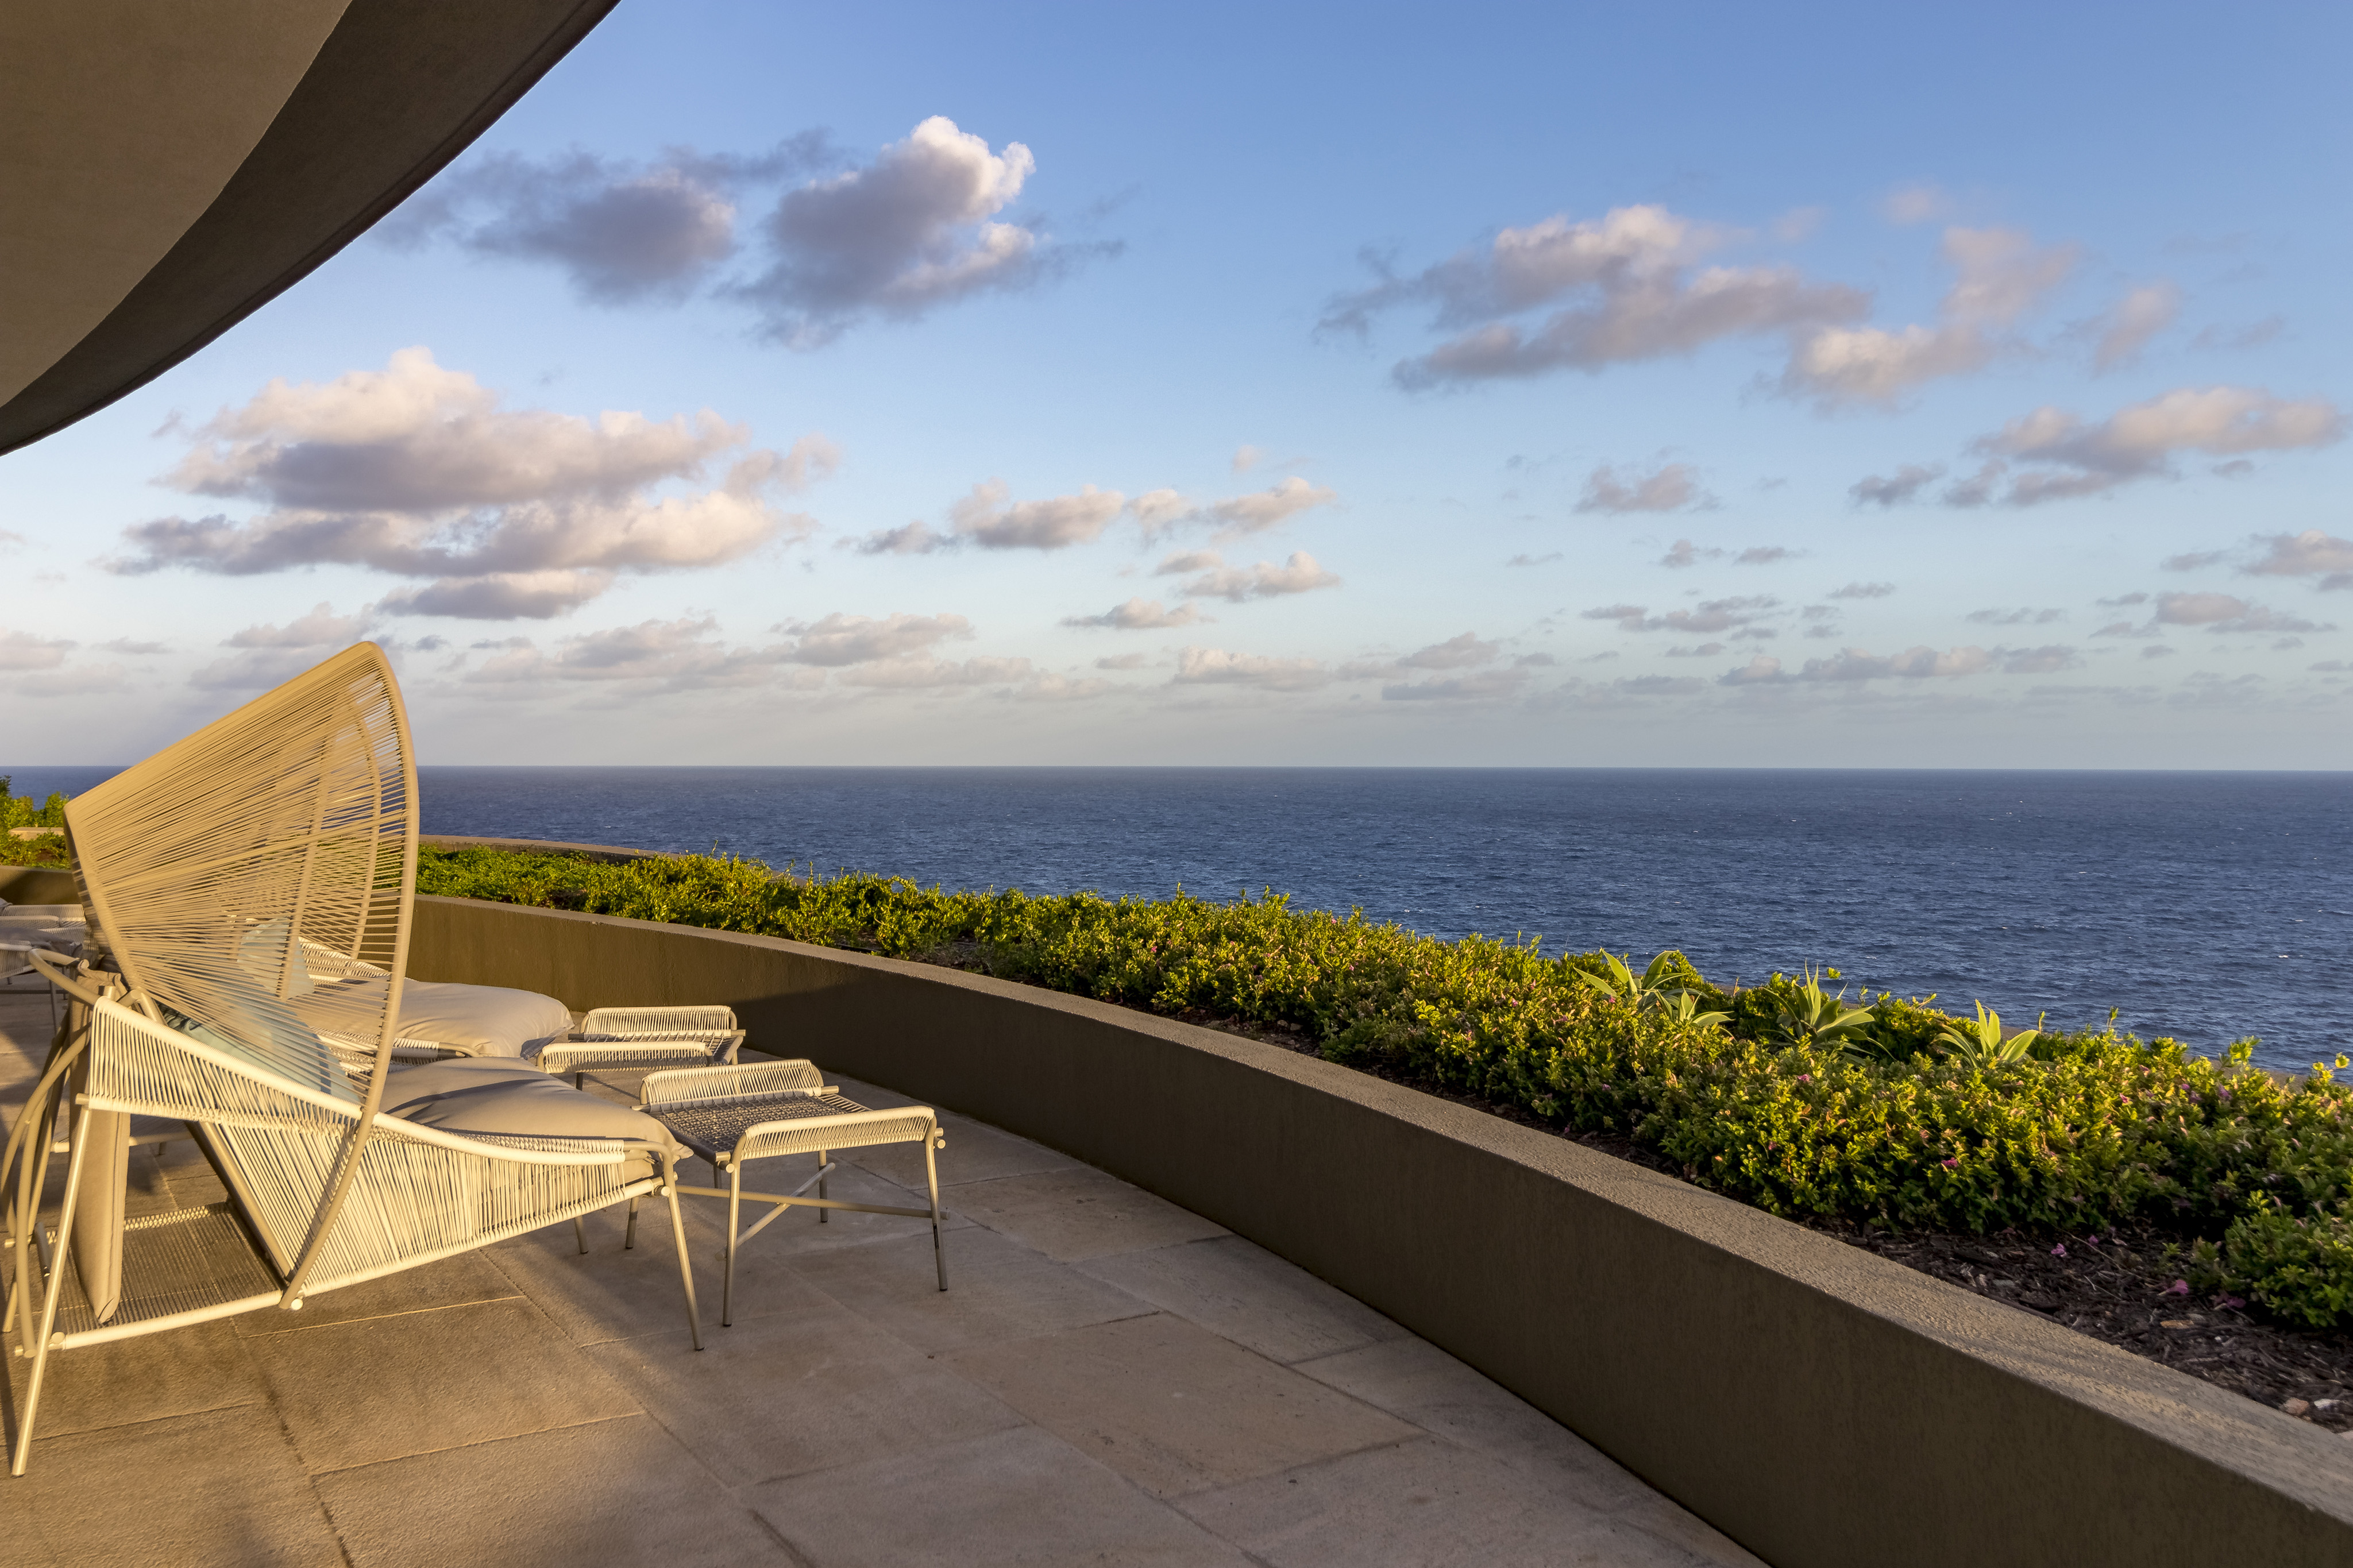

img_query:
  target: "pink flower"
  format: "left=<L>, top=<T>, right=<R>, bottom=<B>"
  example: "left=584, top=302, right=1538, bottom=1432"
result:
left=2163, top=1279, right=2190, bottom=1296
left=2214, top=1295, right=2246, bottom=1311
left=2050, top=1243, right=2067, bottom=1258
left=1941, top=1158, right=1958, bottom=1169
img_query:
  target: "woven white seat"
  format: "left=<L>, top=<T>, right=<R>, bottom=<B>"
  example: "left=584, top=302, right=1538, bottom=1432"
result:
left=1, top=644, right=705, bottom=1478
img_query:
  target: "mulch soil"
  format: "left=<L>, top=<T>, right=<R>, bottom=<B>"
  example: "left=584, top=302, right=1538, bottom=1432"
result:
left=1163, top=1003, right=2353, bottom=1440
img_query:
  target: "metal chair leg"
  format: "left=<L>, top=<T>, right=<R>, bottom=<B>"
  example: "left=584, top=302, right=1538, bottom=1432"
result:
left=624, top=1196, right=638, bottom=1251
left=13, top=1103, right=94, bottom=1476
left=723, top=1158, right=741, bottom=1328
left=665, top=1179, right=702, bottom=1350
left=816, top=1148, right=828, bottom=1223
left=573, top=1215, right=588, bottom=1254
left=924, top=1128, right=948, bottom=1292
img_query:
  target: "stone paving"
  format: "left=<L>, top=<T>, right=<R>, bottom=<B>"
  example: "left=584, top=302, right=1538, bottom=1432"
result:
left=1, top=981, right=1766, bottom=1567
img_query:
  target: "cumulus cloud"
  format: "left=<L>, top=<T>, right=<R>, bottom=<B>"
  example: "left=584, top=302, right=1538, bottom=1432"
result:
left=1882, top=184, right=1953, bottom=225
left=1581, top=596, right=1779, bottom=636
left=1849, top=464, right=1943, bottom=508
left=0, top=630, right=74, bottom=671
left=1398, top=632, right=1500, bottom=669
left=1094, top=652, right=1148, bottom=670
left=1951, top=386, right=2343, bottom=505
left=2091, top=281, right=2182, bottom=371
left=1173, top=551, right=1342, bottom=602
left=383, top=134, right=835, bottom=304
left=1136, top=478, right=1339, bottom=541
left=1061, top=597, right=1207, bottom=630
left=1231, top=445, right=1265, bottom=472
left=1781, top=226, right=2077, bottom=407
left=464, top=615, right=799, bottom=693
left=190, top=603, right=372, bottom=690
left=1659, top=539, right=1717, bottom=569
left=96, top=638, right=169, bottom=655
left=1737, top=545, right=1793, bottom=566
left=838, top=655, right=1035, bottom=689
left=115, top=349, right=827, bottom=617
left=2244, top=528, right=2353, bottom=590
left=1829, top=581, right=1896, bottom=600
left=2154, top=591, right=2328, bottom=634
left=1967, top=607, right=2065, bottom=625
left=1322, top=204, right=1866, bottom=389
left=774, top=611, right=972, bottom=666
left=948, top=480, right=1125, bottom=550
left=1382, top=669, right=1529, bottom=701
left=1575, top=461, right=1708, bottom=514
left=391, top=120, right=1107, bottom=344
left=2161, top=550, right=2228, bottom=572
left=735, top=117, right=1110, bottom=347
left=846, top=520, right=947, bottom=555
left=1172, top=647, right=1328, bottom=692
left=1718, top=642, right=2078, bottom=685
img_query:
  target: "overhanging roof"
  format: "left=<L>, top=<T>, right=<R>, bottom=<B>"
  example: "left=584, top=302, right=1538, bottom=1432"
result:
left=0, top=0, right=619, bottom=456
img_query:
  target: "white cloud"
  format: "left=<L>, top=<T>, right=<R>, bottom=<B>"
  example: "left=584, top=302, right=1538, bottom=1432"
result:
left=2162, top=550, right=2228, bottom=571
left=948, top=480, right=1125, bottom=550
left=115, top=349, right=826, bottom=617
left=1172, top=647, right=1329, bottom=692
left=1581, top=595, right=1779, bottom=635
left=2244, top=529, right=2353, bottom=590
left=1152, top=550, right=1223, bottom=576
left=1828, top=581, right=1896, bottom=600
left=1398, top=632, right=1499, bottom=669
left=1953, top=386, right=2343, bottom=505
left=1203, top=477, right=1337, bottom=538
left=1094, top=652, right=1148, bottom=670
left=96, top=638, right=169, bottom=655
left=1737, top=545, right=1793, bottom=566
left=1505, top=551, right=1563, bottom=568
left=1175, top=550, right=1342, bottom=602
left=1967, top=607, right=2066, bottom=625
left=1781, top=227, right=2077, bottom=408
left=736, top=117, right=1109, bottom=347
left=846, top=520, right=947, bottom=555
left=1062, top=597, right=1207, bottom=630
left=1323, top=204, right=1865, bottom=388
left=0, top=630, right=74, bottom=671
left=1575, top=461, right=1708, bottom=514
left=382, top=135, right=836, bottom=304
left=1382, top=669, right=1529, bottom=701
left=462, top=615, right=793, bottom=692
left=1882, top=184, right=1953, bottom=225
left=1849, top=464, right=1943, bottom=507
left=188, top=603, right=371, bottom=689
left=839, top=655, right=1035, bottom=689
left=1230, top=445, right=1265, bottom=472
left=2154, top=592, right=2327, bottom=634
left=2092, top=281, right=2182, bottom=371
left=774, top=611, right=973, bottom=665
left=1659, top=539, right=1717, bottom=569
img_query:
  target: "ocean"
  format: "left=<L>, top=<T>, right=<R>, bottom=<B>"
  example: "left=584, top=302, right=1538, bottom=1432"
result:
left=8, top=765, right=2346, bottom=1074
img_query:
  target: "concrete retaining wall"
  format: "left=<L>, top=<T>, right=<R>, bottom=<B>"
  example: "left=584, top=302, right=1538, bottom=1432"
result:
left=412, top=893, right=2353, bottom=1568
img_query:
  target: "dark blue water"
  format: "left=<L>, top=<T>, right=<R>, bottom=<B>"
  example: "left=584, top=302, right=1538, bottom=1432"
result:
left=10, top=766, right=2347, bottom=1073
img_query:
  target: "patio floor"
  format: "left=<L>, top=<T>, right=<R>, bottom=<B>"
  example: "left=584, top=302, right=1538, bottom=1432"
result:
left=2, top=981, right=1766, bottom=1567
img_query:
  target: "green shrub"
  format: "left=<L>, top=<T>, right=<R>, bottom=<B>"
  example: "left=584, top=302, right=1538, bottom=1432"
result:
left=406, top=844, right=2353, bottom=1330
left=0, top=777, right=72, bottom=867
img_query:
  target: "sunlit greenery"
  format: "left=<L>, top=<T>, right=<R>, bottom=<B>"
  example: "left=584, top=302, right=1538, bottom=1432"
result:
left=0, top=777, right=70, bottom=867
left=416, top=844, right=2353, bottom=1329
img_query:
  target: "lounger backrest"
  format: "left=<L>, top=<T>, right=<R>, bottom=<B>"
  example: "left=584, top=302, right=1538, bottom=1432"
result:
left=65, top=642, right=418, bottom=1092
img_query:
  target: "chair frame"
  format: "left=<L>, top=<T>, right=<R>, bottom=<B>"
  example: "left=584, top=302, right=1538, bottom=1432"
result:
left=1, top=644, right=706, bottom=1477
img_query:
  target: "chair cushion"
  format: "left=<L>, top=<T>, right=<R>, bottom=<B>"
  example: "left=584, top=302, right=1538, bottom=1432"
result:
left=380, top=1057, right=682, bottom=1168
left=296, top=978, right=574, bottom=1057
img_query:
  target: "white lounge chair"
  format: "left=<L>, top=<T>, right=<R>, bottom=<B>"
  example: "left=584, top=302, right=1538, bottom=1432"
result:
left=1, top=644, right=704, bottom=1477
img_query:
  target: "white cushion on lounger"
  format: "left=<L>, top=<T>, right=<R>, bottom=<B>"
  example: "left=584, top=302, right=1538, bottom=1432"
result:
left=380, top=1056, right=684, bottom=1169
left=395, top=980, right=574, bottom=1056
left=297, top=978, right=574, bottom=1057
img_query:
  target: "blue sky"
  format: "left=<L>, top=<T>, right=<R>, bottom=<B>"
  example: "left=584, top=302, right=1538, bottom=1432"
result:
left=6, top=0, right=2350, bottom=766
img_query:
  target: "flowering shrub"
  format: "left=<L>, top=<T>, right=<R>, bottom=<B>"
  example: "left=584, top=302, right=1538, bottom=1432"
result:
left=414, top=845, right=2353, bottom=1329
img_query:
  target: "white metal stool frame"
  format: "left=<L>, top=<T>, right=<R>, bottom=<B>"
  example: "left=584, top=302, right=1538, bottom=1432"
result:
left=638, top=1060, right=947, bottom=1327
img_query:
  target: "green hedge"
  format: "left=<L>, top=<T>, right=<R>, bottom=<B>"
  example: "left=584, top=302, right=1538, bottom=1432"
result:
left=0, top=777, right=70, bottom=867
left=408, top=844, right=2344, bottom=1329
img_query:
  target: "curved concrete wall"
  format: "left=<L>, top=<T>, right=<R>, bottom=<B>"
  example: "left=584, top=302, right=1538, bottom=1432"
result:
left=411, top=893, right=2353, bottom=1568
